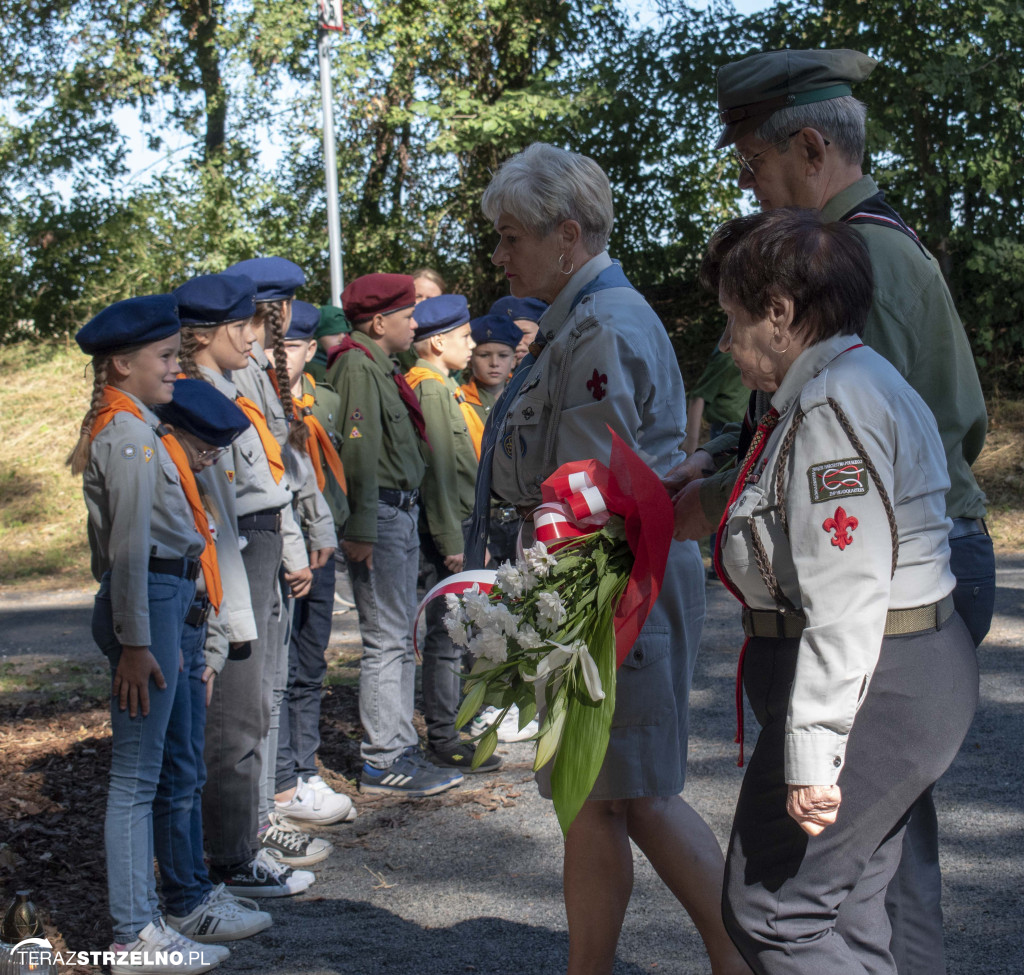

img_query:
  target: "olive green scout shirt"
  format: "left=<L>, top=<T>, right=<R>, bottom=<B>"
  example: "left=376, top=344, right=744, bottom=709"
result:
left=699, top=175, right=988, bottom=525
left=412, top=359, right=478, bottom=556
left=325, top=334, right=425, bottom=543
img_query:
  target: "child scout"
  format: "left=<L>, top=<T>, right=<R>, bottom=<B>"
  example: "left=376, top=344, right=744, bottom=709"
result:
left=460, top=313, right=523, bottom=424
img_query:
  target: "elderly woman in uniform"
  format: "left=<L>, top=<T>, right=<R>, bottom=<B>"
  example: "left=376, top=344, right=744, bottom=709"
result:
left=468, top=143, right=749, bottom=975
left=698, top=208, right=978, bottom=974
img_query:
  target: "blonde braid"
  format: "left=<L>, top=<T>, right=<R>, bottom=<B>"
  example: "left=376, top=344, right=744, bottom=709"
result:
left=177, top=327, right=208, bottom=381
left=260, top=300, right=308, bottom=449
left=67, top=357, right=110, bottom=475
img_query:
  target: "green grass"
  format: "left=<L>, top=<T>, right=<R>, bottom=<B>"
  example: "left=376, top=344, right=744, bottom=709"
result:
left=0, top=659, right=108, bottom=704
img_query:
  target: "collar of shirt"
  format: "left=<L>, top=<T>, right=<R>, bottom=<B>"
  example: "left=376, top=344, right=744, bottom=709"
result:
left=202, top=364, right=239, bottom=399
left=117, top=387, right=161, bottom=427
left=343, top=332, right=399, bottom=374
left=770, top=332, right=864, bottom=417
left=536, top=250, right=613, bottom=343
left=821, top=174, right=880, bottom=222
left=412, top=358, right=448, bottom=379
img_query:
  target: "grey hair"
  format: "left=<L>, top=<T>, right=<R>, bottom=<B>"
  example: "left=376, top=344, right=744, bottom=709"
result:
left=481, top=143, right=614, bottom=253
left=755, top=96, right=868, bottom=166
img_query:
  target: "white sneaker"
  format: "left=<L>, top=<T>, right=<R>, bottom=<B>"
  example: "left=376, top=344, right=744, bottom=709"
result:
left=109, top=918, right=225, bottom=974
left=497, top=705, right=539, bottom=742
left=166, top=883, right=272, bottom=942
left=275, top=776, right=356, bottom=826
left=261, top=812, right=333, bottom=866
left=467, top=706, right=500, bottom=737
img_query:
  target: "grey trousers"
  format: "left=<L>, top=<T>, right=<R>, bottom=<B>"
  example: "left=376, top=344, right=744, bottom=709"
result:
left=202, top=527, right=282, bottom=867
left=724, top=613, right=978, bottom=975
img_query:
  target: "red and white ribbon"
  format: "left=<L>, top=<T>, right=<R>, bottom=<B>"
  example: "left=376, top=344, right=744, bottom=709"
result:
left=413, top=569, right=496, bottom=658
left=530, top=471, right=611, bottom=553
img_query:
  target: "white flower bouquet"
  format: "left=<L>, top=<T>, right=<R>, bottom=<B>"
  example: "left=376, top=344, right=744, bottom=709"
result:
left=418, top=432, right=674, bottom=832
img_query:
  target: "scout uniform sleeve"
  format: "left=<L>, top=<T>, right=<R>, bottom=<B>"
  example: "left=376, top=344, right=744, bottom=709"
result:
left=287, top=445, right=338, bottom=552
left=332, top=358, right=383, bottom=543
left=94, top=421, right=161, bottom=647
left=548, top=324, right=652, bottom=466
left=280, top=501, right=310, bottom=573
left=781, top=392, right=896, bottom=787
left=418, top=380, right=465, bottom=556
left=197, top=465, right=257, bottom=674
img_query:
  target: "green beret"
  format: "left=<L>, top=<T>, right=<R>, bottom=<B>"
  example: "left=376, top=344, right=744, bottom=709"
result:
left=716, top=48, right=878, bottom=148
left=315, top=304, right=351, bottom=339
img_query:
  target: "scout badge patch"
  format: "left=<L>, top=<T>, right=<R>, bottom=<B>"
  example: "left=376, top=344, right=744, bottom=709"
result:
left=807, top=457, right=868, bottom=504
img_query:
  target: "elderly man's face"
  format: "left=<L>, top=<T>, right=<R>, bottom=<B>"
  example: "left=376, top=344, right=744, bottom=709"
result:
left=733, top=132, right=819, bottom=211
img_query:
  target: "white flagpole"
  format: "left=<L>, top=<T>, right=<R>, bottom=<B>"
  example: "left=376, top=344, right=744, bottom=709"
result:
left=317, top=3, right=344, bottom=304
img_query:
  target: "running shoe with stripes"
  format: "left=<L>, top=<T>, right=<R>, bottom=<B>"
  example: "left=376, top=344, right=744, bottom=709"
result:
left=166, top=883, right=272, bottom=942
left=359, top=745, right=463, bottom=797
left=260, top=812, right=333, bottom=867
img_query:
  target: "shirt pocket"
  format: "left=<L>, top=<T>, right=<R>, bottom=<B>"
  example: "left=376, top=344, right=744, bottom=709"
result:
left=501, top=390, right=547, bottom=491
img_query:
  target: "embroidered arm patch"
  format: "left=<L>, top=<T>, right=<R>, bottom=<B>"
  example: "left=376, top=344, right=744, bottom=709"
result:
left=807, top=457, right=869, bottom=504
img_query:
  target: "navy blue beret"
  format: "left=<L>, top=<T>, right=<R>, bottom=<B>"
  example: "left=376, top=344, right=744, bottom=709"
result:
left=489, top=296, right=548, bottom=323
left=154, top=379, right=252, bottom=447
left=224, top=257, right=305, bottom=302
left=470, top=314, right=523, bottom=350
left=285, top=300, right=320, bottom=341
left=174, top=273, right=256, bottom=327
left=75, top=294, right=180, bottom=355
left=412, top=294, right=471, bottom=339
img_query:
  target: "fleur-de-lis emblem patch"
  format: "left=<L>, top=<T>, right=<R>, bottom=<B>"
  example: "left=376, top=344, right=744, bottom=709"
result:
left=587, top=369, right=608, bottom=401
left=823, top=506, right=858, bottom=550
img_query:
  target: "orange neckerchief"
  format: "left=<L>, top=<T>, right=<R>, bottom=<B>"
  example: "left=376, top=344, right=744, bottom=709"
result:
left=90, top=386, right=223, bottom=612
left=406, top=367, right=484, bottom=461
left=294, top=375, right=347, bottom=494
left=459, top=378, right=483, bottom=407
left=234, top=395, right=286, bottom=483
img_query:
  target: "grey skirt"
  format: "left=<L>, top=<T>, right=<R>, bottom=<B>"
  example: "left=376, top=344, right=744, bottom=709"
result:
left=537, top=537, right=706, bottom=801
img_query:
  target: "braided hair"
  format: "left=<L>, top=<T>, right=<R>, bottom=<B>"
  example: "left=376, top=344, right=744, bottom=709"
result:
left=177, top=327, right=205, bottom=380
left=67, top=357, right=111, bottom=475
left=255, top=299, right=307, bottom=449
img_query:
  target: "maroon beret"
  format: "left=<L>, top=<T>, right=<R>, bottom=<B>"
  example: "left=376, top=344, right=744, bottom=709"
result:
left=342, top=273, right=416, bottom=324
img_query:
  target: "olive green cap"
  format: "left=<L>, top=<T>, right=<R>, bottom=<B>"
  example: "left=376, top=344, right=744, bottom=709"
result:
left=314, top=303, right=350, bottom=338
left=716, top=48, right=878, bottom=148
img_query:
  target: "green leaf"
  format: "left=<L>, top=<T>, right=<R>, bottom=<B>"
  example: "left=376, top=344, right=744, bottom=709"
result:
left=472, top=728, right=498, bottom=769
left=549, top=607, right=618, bottom=834
left=455, top=679, right=487, bottom=731
left=533, top=703, right=567, bottom=771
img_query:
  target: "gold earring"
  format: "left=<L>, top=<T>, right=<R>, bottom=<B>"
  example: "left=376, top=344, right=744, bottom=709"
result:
left=770, top=334, right=791, bottom=355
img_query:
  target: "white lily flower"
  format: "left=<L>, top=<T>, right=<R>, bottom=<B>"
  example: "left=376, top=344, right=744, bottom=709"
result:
left=495, top=561, right=526, bottom=598
left=523, top=643, right=574, bottom=683
left=468, top=627, right=508, bottom=663
left=536, top=590, right=566, bottom=632
left=573, top=639, right=605, bottom=702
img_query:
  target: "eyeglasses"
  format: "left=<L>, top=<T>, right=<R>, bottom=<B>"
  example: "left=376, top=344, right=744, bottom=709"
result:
left=195, top=446, right=228, bottom=463
left=732, top=130, right=830, bottom=177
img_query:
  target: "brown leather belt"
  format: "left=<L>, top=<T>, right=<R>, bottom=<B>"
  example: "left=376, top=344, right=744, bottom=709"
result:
left=742, top=594, right=955, bottom=640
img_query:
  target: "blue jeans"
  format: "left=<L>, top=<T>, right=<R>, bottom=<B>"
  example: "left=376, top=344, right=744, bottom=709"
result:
left=419, top=532, right=462, bottom=751
left=277, top=557, right=336, bottom=790
left=94, top=570, right=194, bottom=943
left=153, top=608, right=212, bottom=917
left=348, top=501, right=420, bottom=768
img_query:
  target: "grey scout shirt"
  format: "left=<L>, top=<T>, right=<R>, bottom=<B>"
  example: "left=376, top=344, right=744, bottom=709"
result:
left=491, top=251, right=687, bottom=507
left=200, top=366, right=308, bottom=574
left=719, top=333, right=956, bottom=787
left=233, top=343, right=337, bottom=553
left=83, top=390, right=205, bottom=647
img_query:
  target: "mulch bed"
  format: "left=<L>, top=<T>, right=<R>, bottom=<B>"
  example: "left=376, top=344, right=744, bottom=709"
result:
left=0, top=683, right=522, bottom=970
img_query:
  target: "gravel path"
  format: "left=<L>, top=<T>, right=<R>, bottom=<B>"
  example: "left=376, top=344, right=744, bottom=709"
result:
left=1, top=555, right=1021, bottom=974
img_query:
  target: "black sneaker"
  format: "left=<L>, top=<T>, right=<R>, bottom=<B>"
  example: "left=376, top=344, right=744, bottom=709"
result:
left=427, top=740, right=503, bottom=773
left=210, top=849, right=314, bottom=898
left=260, top=813, right=333, bottom=867
left=360, top=746, right=463, bottom=796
